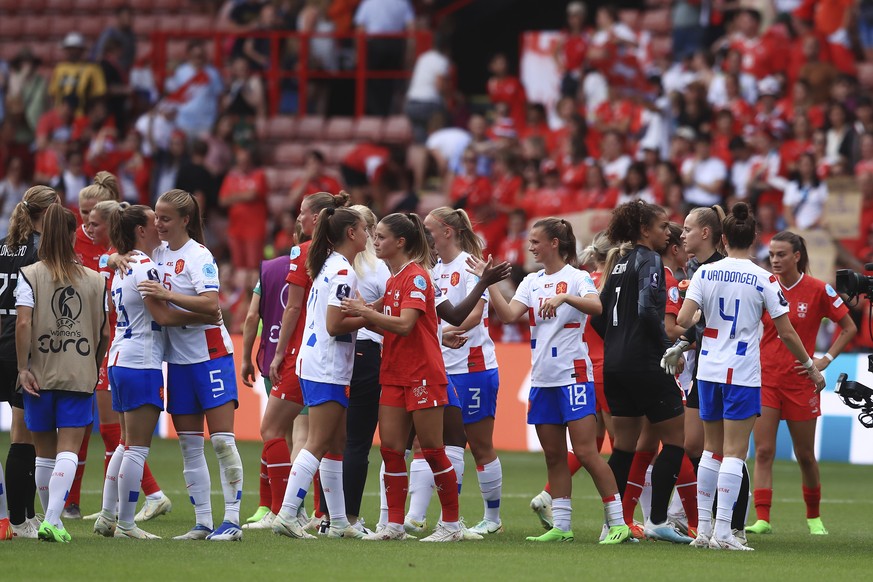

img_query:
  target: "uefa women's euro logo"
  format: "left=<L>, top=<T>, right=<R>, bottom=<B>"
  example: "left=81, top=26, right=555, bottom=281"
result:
left=51, top=286, right=82, bottom=329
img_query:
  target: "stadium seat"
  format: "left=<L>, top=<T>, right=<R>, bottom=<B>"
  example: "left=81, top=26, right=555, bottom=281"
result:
left=324, top=117, right=355, bottom=141
left=184, top=14, right=214, bottom=32
left=79, top=16, right=109, bottom=40
left=383, top=115, right=412, bottom=143
left=23, top=16, right=52, bottom=41
left=267, top=193, right=287, bottom=216
left=0, top=16, right=22, bottom=40
left=133, top=15, right=157, bottom=37
left=641, top=9, right=671, bottom=36
left=277, top=168, right=302, bottom=190
left=74, top=0, right=102, bottom=13
left=859, top=63, right=873, bottom=90
left=45, top=0, right=74, bottom=12
left=274, top=143, right=307, bottom=166
left=331, top=142, right=358, bottom=165
left=166, top=40, right=188, bottom=63
left=308, top=141, right=336, bottom=164
left=353, top=116, right=384, bottom=142
left=264, top=167, right=280, bottom=189
left=136, top=40, right=153, bottom=61
left=153, top=0, right=183, bottom=13
left=265, top=116, right=297, bottom=140
left=296, top=115, right=325, bottom=140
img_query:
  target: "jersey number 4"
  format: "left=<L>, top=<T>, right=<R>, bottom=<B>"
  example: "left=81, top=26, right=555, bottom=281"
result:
left=718, top=297, right=740, bottom=339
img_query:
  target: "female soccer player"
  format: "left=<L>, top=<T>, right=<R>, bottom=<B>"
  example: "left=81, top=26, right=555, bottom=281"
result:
left=423, top=207, right=504, bottom=535
left=0, top=185, right=59, bottom=539
left=15, top=204, right=110, bottom=542
left=670, top=203, right=826, bottom=550
left=593, top=201, right=690, bottom=544
left=93, top=203, right=221, bottom=539
left=746, top=231, right=856, bottom=536
left=476, top=217, right=630, bottom=544
left=272, top=207, right=371, bottom=539
left=137, top=189, right=244, bottom=541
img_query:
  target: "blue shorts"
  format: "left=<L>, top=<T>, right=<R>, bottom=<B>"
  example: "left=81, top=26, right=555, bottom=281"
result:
left=446, top=381, right=462, bottom=409
left=448, top=369, right=499, bottom=424
left=108, top=366, right=164, bottom=413
left=166, top=355, right=239, bottom=415
left=527, top=383, right=595, bottom=425
left=300, top=378, right=349, bottom=408
left=23, top=390, right=94, bottom=432
left=697, top=380, right=761, bottom=422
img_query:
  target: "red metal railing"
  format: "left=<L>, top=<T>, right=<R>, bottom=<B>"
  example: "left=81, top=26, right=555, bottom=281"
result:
left=150, top=29, right=433, bottom=117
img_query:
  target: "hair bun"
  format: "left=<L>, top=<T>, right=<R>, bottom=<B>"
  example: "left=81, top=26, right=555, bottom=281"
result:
left=731, top=202, right=750, bottom=222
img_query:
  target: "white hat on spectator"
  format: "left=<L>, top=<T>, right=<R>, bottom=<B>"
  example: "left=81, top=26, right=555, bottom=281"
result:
left=758, top=76, right=780, bottom=97
left=62, top=32, right=86, bottom=49
left=674, top=126, right=696, bottom=141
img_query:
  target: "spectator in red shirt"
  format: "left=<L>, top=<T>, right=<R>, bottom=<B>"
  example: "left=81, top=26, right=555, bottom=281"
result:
left=854, top=132, right=873, bottom=179
left=219, top=146, right=268, bottom=300
left=340, top=142, right=395, bottom=210
left=487, top=53, right=527, bottom=132
left=288, top=149, right=344, bottom=210
left=780, top=114, right=814, bottom=176
left=728, top=8, right=772, bottom=79
left=35, top=95, right=76, bottom=152
left=449, top=148, right=493, bottom=214
left=495, top=208, right=528, bottom=268
left=529, top=160, right=573, bottom=217
left=518, top=103, right=550, bottom=143
left=491, top=151, right=523, bottom=214
left=711, top=109, right=736, bottom=166
left=576, top=162, right=618, bottom=210
left=555, top=1, right=589, bottom=98
left=599, top=131, right=632, bottom=188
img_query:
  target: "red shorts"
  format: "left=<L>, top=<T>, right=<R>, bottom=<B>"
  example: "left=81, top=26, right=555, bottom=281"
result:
left=381, top=382, right=448, bottom=412
left=761, top=383, right=820, bottom=422
left=592, top=364, right=609, bottom=413
left=271, top=354, right=304, bottom=406
left=228, top=236, right=265, bottom=271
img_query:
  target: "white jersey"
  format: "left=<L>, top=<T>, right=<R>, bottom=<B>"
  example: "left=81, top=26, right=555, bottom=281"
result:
left=685, top=257, right=789, bottom=387
left=432, top=251, right=497, bottom=375
left=355, top=257, right=390, bottom=344
left=512, top=264, right=598, bottom=387
left=153, top=239, right=234, bottom=365
left=296, top=252, right=358, bottom=384
left=107, top=251, right=165, bottom=369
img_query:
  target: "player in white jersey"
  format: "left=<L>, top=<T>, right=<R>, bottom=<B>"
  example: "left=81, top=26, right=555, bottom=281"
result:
left=273, top=207, right=371, bottom=539
left=94, top=203, right=220, bottom=539
left=137, top=189, right=244, bottom=542
left=423, top=207, right=503, bottom=535
left=666, top=202, right=825, bottom=551
left=473, top=217, right=630, bottom=544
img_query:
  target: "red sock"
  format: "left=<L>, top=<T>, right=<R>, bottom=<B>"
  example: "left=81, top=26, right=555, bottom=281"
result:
left=100, top=423, right=122, bottom=474
left=544, top=452, right=585, bottom=495
left=66, top=428, right=91, bottom=507
left=754, top=488, right=773, bottom=522
left=264, top=438, right=291, bottom=515
left=141, top=462, right=160, bottom=496
left=802, top=485, right=821, bottom=519
left=381, top=447, right=408, bottom=525
left=313, top=470, right=323, bottom=518
left=257, top=443, right=270, bottom=508
left=421, top=447, right=459, bottom=523
left=675, top=454, right=698, bottom=530
left=622, top=451, right=656, bottom=524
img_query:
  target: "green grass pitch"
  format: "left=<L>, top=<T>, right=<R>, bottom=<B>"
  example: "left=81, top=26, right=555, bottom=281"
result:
left=1, top=435, right=872, bottom=581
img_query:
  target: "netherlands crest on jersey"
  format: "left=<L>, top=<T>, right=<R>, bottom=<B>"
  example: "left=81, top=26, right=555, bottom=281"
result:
left=175, top=259, right=185, bottom=275
left=450, top=272, right=460, bottom=286
left=797, top=302, right=808, bottom=318
left=556, top=281, right=568, bottom=295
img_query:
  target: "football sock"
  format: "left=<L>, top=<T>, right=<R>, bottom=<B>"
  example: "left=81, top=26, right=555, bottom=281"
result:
left=603, top=493, right=623, bottom=527
left=257, top=445, right=270, bottom=509
left=641, top=463, right=653, bottom=523
left=140, top=461, right=160, bottom=497
left=6, top=443, right=36, bottom=524
left=0, top=462, right=7, bottom=520
left=422, top=447, right=459, bottom=526
left=552, top=497, right=572, bottom=531
left=445, top=445, right=465, bottom=494
left=696, top=451, right=721, bottom=537
left=280, top=448, right=319, bottom=517
left=118, top=446, right=148, bottom=526
left=101, top=444, right=124, bottom=514
left=607, top=448, right=635, bottom=497
left=544, top=452, right=584, bottom=495
left=730, top=463, right=750, bottom=531
left=66, top=428, right=90, bottom=507
left=46, top=452, right=77, bottom=528
left=477, top=458, right=502, bottom=523
left=319, top=454, right=349, bottom=528
left=312, top=470, right=323, bottom=518
left=650, top=444, right=684, bottom=524
left=803, top=485, right=821, bottom=519
left=35, top=456, right=54, bottom=514
left=714, top=457, right=744, bottom=540
left=178, top=431, right=212, bottom=529
left=753, top=488, right=773, bottom=522
left=100, top=423, right=122, bottom=474
left=623, top=450, right=656, bottom=524
left=381, top=448, right=408, bottom=526
left=211, top=432, right=243, bottom=525
left=378, top=461, right=389, bottom=526
left=406, top=455, right=434, bottom=522
left=675, top=453, right=699, bottom=529
left=264, top=438, right=291, bottom=515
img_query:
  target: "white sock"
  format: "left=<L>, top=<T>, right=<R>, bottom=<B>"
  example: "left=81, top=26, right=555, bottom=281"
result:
left=445, top=446, right=465, bottom=493
left=146, top=489, right=163, bottom=502
left=697, top=451, right=721, bottom=537
left=641, top=463, right=653, bottom=524
left=603, top=492, right=623, bottom=527
left=405, top=457, right=434, bottom=522
left=553, top=497, right=572, bottom=531
left=714, top=456, right=744, bottom=541
left=35, top=457, right=54, bottom=514
left=46, top=452, right=77, bottom=528
left=101, top=444, right=125, bottom=515
left=476, top=458, right=502, bottom=523
left=280, top=449, right=319, bottom=517
left=118, top=446, right=148, bottom=527
left=179, top=432, right=212, bottom=529
left=0, top=462, right=7, bottom=520
left=319, top=456, right=348, bottom=528
left=211, top=432, right=243, bottom=525
left=378, top=461, right=388, bottom=527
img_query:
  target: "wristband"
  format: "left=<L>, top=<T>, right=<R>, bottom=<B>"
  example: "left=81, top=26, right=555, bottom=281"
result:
left=823, top=353, right=834, bottom=362
left=802, top=358, right=815, bottom=370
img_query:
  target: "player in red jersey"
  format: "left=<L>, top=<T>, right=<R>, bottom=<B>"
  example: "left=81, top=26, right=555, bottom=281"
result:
left=746, top=231, right=856, bottom=536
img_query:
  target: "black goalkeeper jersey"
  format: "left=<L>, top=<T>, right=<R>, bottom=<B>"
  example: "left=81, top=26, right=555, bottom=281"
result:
left=0, top=233, right=40, bottom=362
left=593, top=244, right=670, bottom=373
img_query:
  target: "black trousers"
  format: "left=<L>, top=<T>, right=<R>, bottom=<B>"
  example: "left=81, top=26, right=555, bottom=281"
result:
left=365, top=37, right=405, bottom=116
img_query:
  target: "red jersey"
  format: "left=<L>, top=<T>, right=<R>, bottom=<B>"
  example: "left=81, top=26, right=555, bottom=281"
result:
left=664, top=267, right=682, bottom=317
left=582, top=271, right=604, bottom=380
left=855, top=159, right=873, bottom=178
left=780, top=139, right=812, bottom=174
left=342, top=144, right=390, bottom=181
left=576, top=187, right=618, bottom=210
left=492, top=174, right=522, bottom=208
left=220, top=168, right=268, bottom=240
left=528, top=186, right=573, bottom=217
left=292, top=174, right=343, bottom=199
left=380, top=262, right=447, bottom=387
left=560, top=161, right=587, bottom=191
left=449, top=175, right=492, bottom=213
left=487, top=76, right=527, bottom=129
left=283, top=241, right=313, bottom=359
left=496, top=233, right=526, bottom=266
left=75, top=225, right=117, bottom=332
left=730, top=34, right=772, bottom=79
left=563, top=34, right=588, bottom=72
left=760, top=274, right=848, bottom=390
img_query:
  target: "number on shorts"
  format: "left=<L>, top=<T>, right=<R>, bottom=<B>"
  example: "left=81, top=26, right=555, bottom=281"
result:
left=209, top=369, right=225, bottom=399
left=570, top=384, right=587, bottom=408
left=718, top=297, right=740, bottom=339
left=612, top=286, right=621, bottom=326
left=468, top=387, right=481, bottom=410
left=0, top=272, right=16, bottom=315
